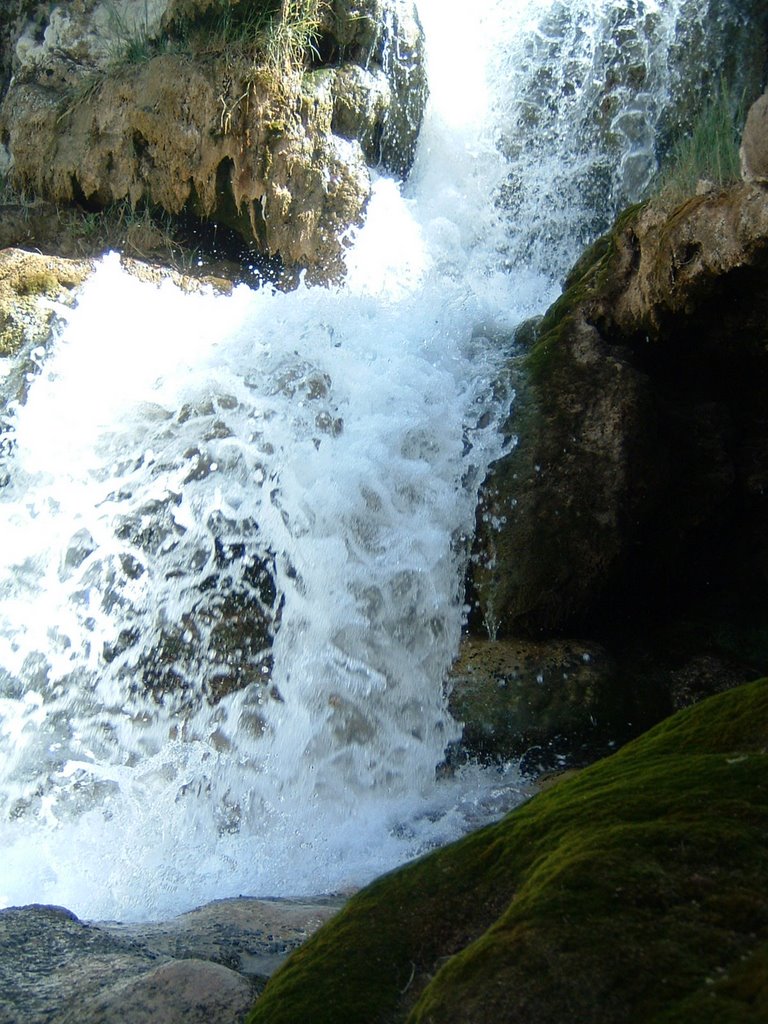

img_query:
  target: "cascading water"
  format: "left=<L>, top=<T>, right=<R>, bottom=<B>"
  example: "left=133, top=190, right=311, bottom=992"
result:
left=0, top=0, right=741, bottom=922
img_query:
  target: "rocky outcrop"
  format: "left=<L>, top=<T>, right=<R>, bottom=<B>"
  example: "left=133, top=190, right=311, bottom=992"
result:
left=0, top=0, right=427, bottom=279
left=247, top=677, right=768, bottom=1024
left=0, top=896, right=340, bottom=1024
left=471, top=180, right=768, bottom=660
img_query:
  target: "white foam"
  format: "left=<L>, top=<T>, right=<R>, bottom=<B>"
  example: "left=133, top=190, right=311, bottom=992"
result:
left=0, top=0, right=704, bottom=921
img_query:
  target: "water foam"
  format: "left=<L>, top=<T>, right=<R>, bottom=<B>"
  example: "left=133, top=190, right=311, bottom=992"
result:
left=0, top=0, right=726, bottom=920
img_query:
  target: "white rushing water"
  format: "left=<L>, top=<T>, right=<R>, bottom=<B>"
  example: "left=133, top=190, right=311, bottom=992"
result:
left=0, top=0, right=723, bottom=921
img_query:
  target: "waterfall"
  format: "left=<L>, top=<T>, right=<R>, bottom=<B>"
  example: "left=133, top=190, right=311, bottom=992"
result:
left=0, top=0, right=736, bottom=922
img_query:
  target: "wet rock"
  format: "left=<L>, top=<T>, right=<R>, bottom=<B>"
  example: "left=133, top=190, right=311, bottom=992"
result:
left=495, top=0, right=768, bottom=275
left=447, top=638, right=624, bottom=771
left=0, top=896, right=341, bottom=1024
left=0, top=0, right=427, bottom=279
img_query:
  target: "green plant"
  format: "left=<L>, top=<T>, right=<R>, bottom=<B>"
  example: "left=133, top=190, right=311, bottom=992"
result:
left=656, top=79, right=745, bottom=203
left=265, top=0, right=327, bottom=75
left=105, top=0, right=158, bottom=64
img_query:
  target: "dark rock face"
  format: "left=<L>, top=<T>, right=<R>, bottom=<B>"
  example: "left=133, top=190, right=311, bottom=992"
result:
left=246, top=678, right=768, bottom=1024
left=471, top=182, right=768, bottom=663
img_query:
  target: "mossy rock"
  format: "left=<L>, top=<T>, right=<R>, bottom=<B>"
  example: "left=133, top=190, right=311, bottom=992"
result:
left=248, top=677, right=768, bottom=1023
left=0, top=248, right=91, bottom=356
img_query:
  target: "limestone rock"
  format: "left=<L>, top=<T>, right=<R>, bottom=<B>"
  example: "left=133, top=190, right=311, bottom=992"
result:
left=70, top=959, right=255, bottom=1024
left=0, top=0, right=428, bottom=278
left=0, top=896, right=340, bottom=1024
left=0, top=248, right=91, bottom=356
left=471, top=184, right=768, bottom=640
left=0, top=904, right=163, bottom=1024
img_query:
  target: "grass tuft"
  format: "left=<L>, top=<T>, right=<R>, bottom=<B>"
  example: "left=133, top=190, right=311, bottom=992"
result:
left=656, top=79, right=744, bottom=204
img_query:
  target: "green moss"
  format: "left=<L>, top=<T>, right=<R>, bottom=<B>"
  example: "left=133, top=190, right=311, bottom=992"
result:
left=248, top=679, right=768, bottom=1024
left=523, top=203, right=644, bottom=386
left=14, top=269, right=61, bottom=296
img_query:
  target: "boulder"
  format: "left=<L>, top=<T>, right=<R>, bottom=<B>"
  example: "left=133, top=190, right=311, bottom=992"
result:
left=0, top=896, right=340, bottom=1024
left=247, top=677, right=768, bottom=1024
left=446, top=637, right=625, bottom=770
left=471, top=183, right=768, bottom=650
left=70, top=959, right=255, bottom=1024
left=741, top=90, right=768, bottom=184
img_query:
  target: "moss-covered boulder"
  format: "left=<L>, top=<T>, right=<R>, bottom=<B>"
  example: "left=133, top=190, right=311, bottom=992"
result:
left=247, top=677, right=768, bottom=1023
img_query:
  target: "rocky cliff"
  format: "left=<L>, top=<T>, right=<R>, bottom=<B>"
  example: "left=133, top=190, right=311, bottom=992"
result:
left=0, top=0, right=427, bottom=281
left=454, top=104, right=768, bottom=764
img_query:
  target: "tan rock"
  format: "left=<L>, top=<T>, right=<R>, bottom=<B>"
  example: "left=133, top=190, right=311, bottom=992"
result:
left=0, top=248, right=91, bottom=356
left=68, top=959, right=255, bottom=1024
left=741, top=91, right=768, bottom=184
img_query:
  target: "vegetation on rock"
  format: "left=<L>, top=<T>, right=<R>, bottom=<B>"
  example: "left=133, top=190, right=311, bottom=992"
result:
left=656, top=79, right=745, bottom=204
left=248, top=677, right=768, bottom=1024
left=0, top=0, right=427, bottom=281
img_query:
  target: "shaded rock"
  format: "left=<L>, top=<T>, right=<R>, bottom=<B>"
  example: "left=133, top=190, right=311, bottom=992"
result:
left=247, top=677, right=768, bottom=1024
left=471, top=183, right=768, bottom=646
left=447, top=638, right=624, bottom=770
left=667, top=652, right=755, bottom=710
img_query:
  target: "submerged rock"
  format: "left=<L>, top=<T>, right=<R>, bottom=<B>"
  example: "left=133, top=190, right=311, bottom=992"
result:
left=247, top=677, right=768, bottom=1023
